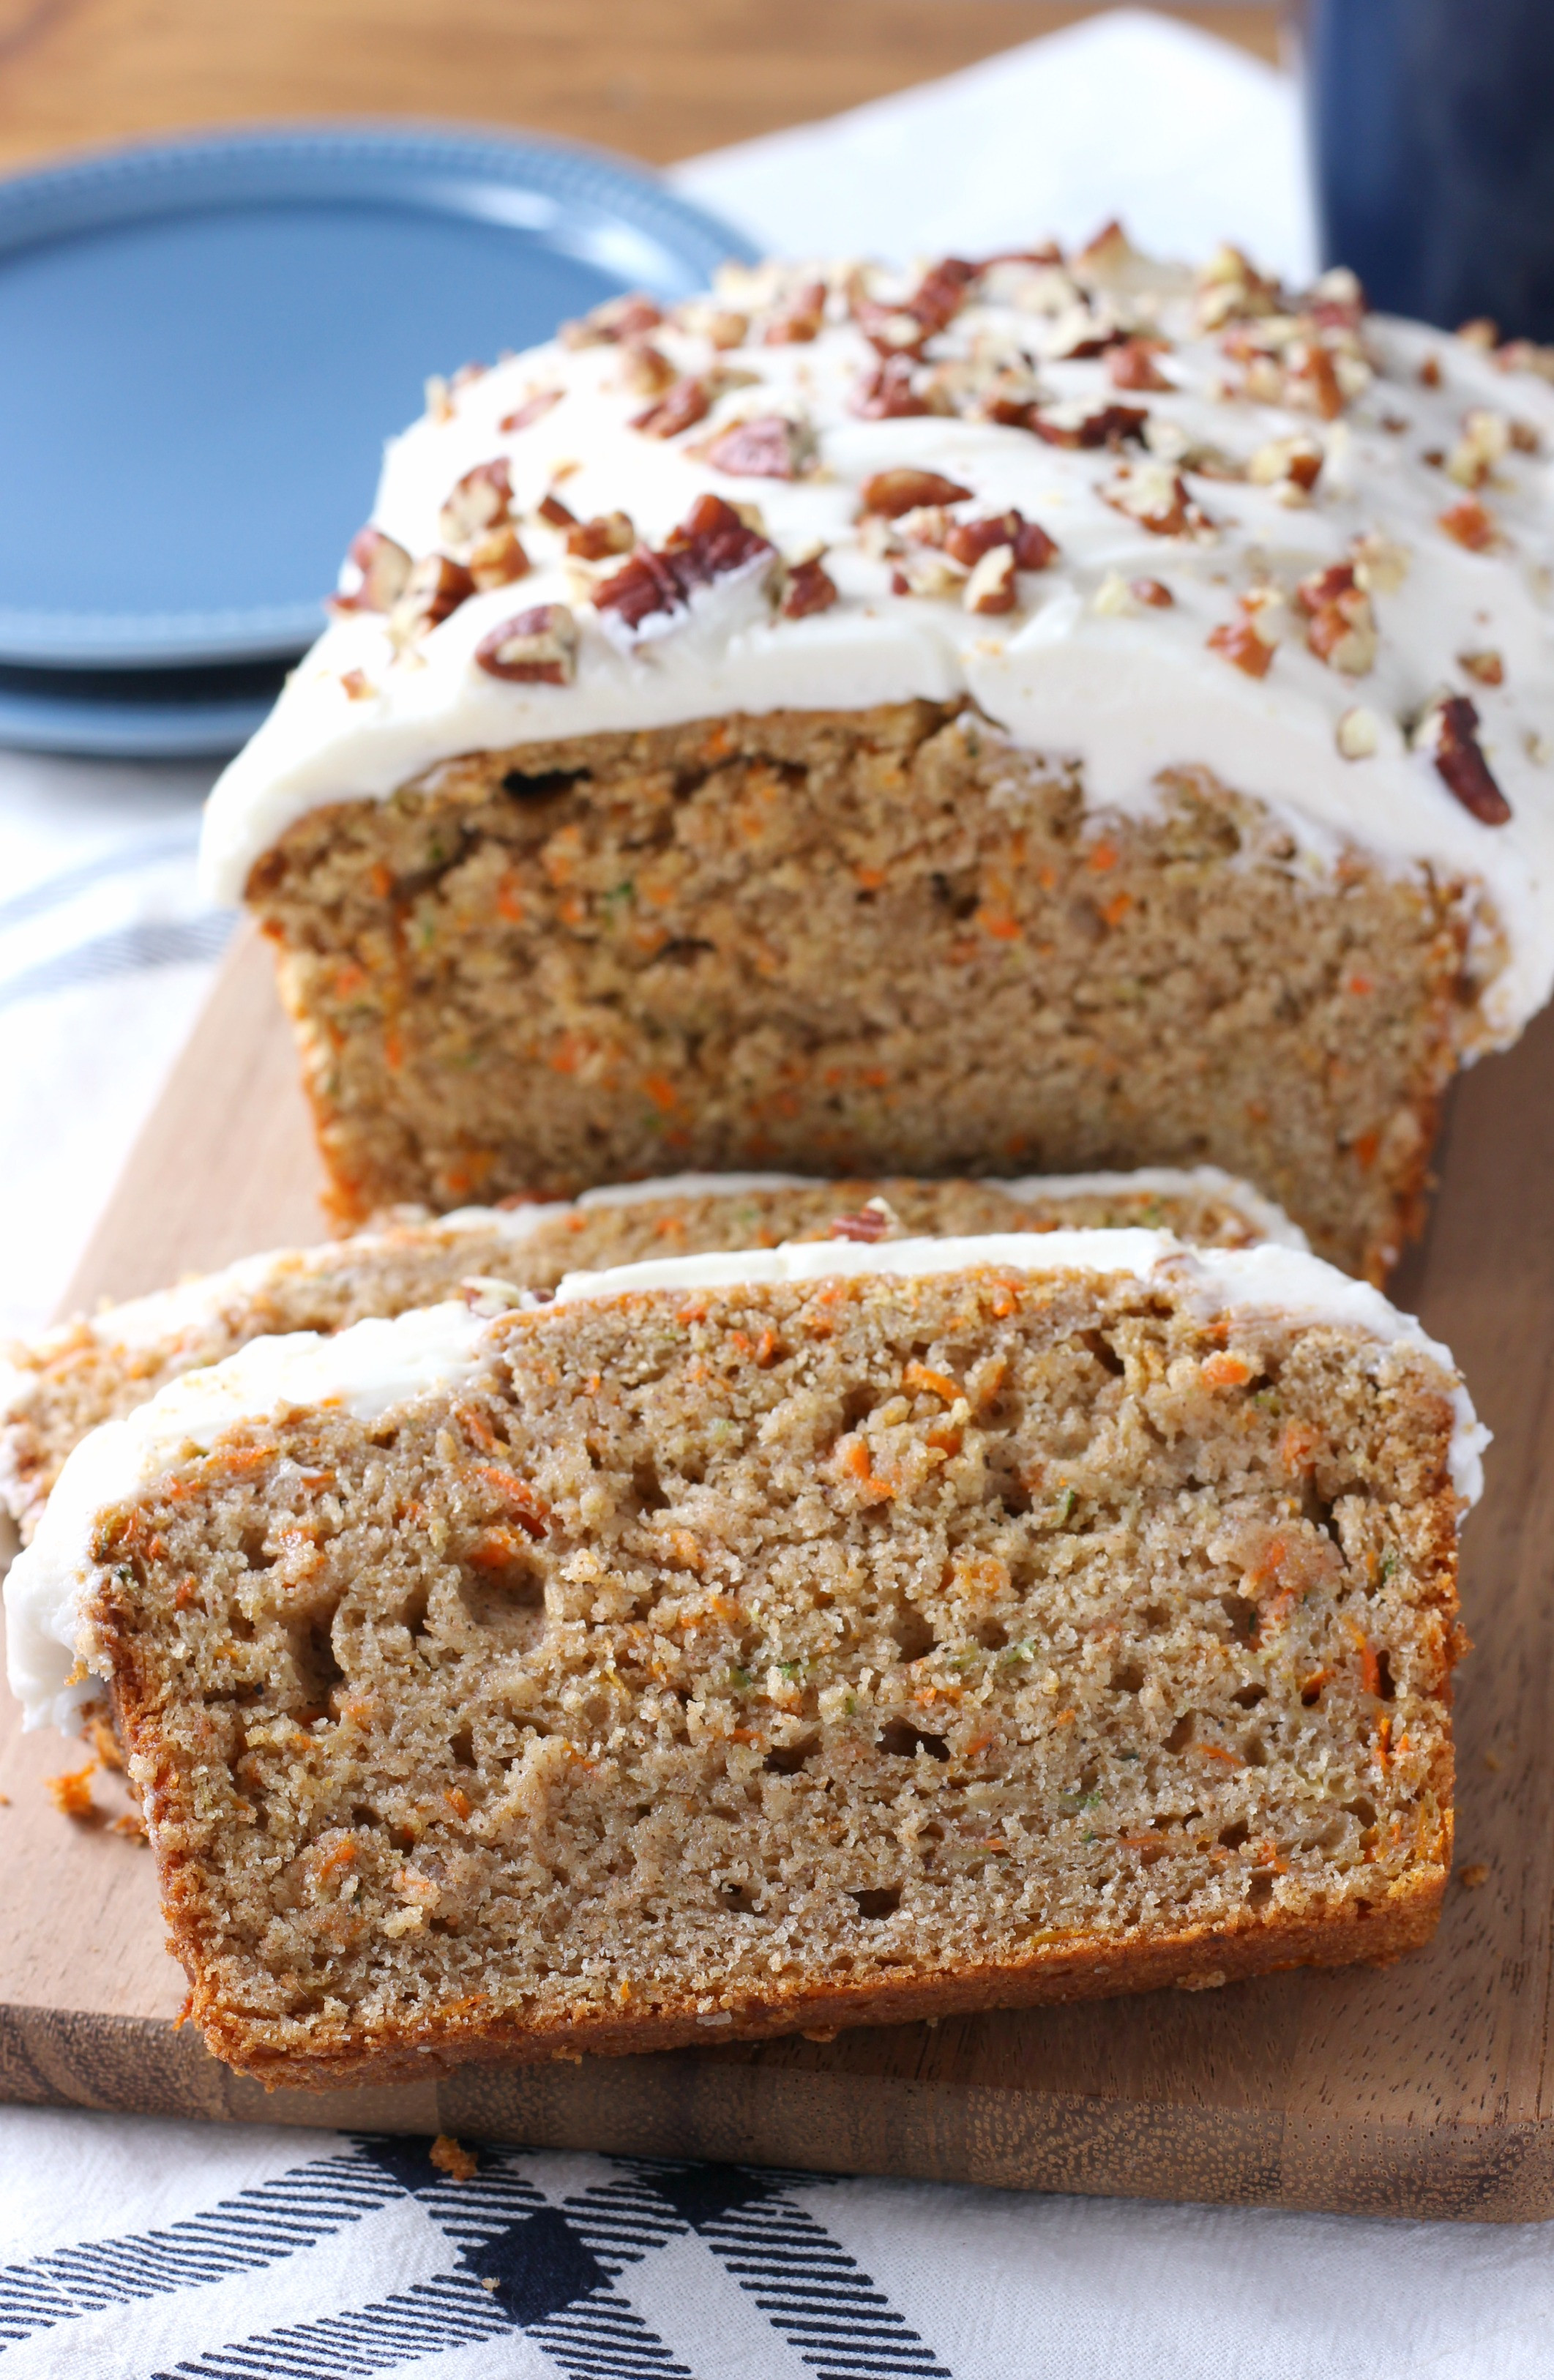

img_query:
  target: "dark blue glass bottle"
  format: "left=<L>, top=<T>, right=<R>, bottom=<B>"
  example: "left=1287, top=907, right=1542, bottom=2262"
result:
left=1302, top=0, right=1554, bottom=337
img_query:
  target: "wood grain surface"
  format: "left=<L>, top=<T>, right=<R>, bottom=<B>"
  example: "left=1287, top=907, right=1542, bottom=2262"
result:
left=0, top=1, right=1278, bottom=176
left=0, top=924, right=1547, bottom=2219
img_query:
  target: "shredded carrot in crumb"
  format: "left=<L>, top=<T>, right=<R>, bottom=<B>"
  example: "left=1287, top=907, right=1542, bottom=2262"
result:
left=368, top=862, right=394, bottom=899
left=755, top=1329, right=781, bottom=1367
left=1345, top=971, right=1374, bottom=996
left=45, top=1764, right=97, bottom=1819
left=456, top=1403, right=498, bottom=1449
left=474, top=1467, right=548, bottom=1533
left=1053, top=1709, right=1076, bottom=1727
left=662, top=1528, right=703, bottom=1570
left=1088, top=839, right=1119, bottom=872
left=1280, top=1420, right=1318, bottom=1472
left=1201, top=1351, right=1251, bottom=1389
left=333, top=961, right=366, bottom=999
left=904, top=1359, right=959, bottom=1403
left=1100, top=892, right=1133, bottom=928
left=963, top=1732, right=995, bottom=1758
left=1353, top=1130, right=1381, bottom=1171
left=383, top=1026, right=404, bottom=1071
left=975, top=906, right=1022, bottom=941
left=314, top=1835, right=358, bottom=1878
left=446, top=1788, right=472, bottom=1821
left=1192, top=1743, right=1244, bottom=1766
left=1345, top=1618, right=1381, bottom=1697
left=1037, top=862, right=1058, bottom=891
left=643, top=1072, right=679, bottom=1113
left=854, top=865, right=886, bottom=890
left=496, top=870, right=524, bottom=923
left=173, top=1991, right=194, bottom=2032
left=1372, top=1713, right=1391, bottom=1772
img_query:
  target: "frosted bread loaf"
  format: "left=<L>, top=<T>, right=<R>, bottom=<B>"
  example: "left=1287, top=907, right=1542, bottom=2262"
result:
left=202, top=231, right=1554, bottom=1279
left=0, top=1164, right=1298, bottom=1542
left=6, top=1230, right=1480, bottom=2088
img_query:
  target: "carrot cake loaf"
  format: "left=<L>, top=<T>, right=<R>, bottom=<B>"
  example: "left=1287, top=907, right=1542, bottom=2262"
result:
left=5, top=1230, right=1480, bottom=2086
left=201, top=231, right=1554, bottom=1280
left=0, top=1164, right=1299, bottom=1543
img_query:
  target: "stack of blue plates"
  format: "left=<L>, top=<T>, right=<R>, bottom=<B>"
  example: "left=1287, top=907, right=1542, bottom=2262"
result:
left=0, top=127, right=753, bottom=757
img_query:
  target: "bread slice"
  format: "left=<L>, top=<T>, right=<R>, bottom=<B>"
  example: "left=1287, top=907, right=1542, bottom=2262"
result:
left=0, top=1165, right=1298, bottom=1541
left=5, top=1231, right=1479, bottom=2089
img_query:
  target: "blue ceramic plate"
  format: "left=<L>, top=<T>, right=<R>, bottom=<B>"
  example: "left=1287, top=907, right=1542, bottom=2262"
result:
left=0, top=656, right=291, bottom=758
left=0, top=125, right=755, bottom=679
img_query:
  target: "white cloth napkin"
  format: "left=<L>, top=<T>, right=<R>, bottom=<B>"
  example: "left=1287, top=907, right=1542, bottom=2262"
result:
left=1, top=15, right=1545, bottom=2374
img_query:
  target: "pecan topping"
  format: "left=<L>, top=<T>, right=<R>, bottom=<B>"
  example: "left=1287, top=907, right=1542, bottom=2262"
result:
left=619, top=340, right=678, bottom=398
left=388, top=553, right=474, bottom=644
left=1438, top=497, right=1498, bottom=551
left=537, top=491, right=579, bottom=529
left=941, top=511, right=1058, bottom=572
left=594, top=493, right=775, bottom=633
left=1129, top=576, right=1173, bottom=607
left=1459, top=649, right=1504, bottom=686
left=963, top=545, right=1017, bottom=615
left=499, top=387, right=563, bottom=434
left=701, top=414, right=812, bottom=479
left=1102, top=463, right=1211, bottom=537
left=438, top=459, right=513, bottom=548
left=852, top=257, right=976, bottom=357
left=829, top=1198, right=896, bottom=1242
left=1247, top=434, right=1323, bottom=498
left=1207, top=619, right=1274, bottom=679
left=565, top=512, right=635, bottom=561
left=1295, top=564, right=1377, bottom=676
left=1031, top=401, right=1148, bottom=450
left=468, top=524, right=531, bottom=591
left=1416, top=695, right=1512, bottom=824
left=851, top=355, right=934, bottom=419
left=474, top=603, right=580, bottom=685
left=1336, top=706, right=1381, bottom=760
left=762, top=279, right=828, bottom=345
left=1108, top=338, right=1174, bottom=392
left=781, top=556, right=839, bottom=619
left=860, top=468, right=974, bottom=518
left=331, top=526, right=411, bottom=615
left=561, top=291, right=664, bottom=348
left=631, top=378, right=712, bottom=439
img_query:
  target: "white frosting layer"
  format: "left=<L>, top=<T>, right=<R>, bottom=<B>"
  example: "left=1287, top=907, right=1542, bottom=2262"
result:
left=6, top=1227, right=1480, bottom=1733
left=200, top=247, right=1554, bottom=1042
left=5, top=1305, right=489, bottom=1734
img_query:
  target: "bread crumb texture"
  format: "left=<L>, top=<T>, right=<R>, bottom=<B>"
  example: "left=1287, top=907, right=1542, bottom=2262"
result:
left=1, top=1175, right=1270, bottom=1540
left=87, top=1267, right=1463, bottom=2087
left=246, top=704, right=1484, bottom=1278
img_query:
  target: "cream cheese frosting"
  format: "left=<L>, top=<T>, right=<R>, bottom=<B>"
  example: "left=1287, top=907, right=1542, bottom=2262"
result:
left=6, top=1226, right=1482, bottom=1734
left=200, top=236, right=1554, bottom=1042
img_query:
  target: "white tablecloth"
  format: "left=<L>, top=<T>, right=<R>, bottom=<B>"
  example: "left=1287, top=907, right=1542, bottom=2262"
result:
left=2, top=15, right=1548, bottom=2373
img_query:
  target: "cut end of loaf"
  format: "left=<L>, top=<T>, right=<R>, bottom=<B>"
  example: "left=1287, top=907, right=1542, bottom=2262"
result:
left=76, top=1258, right=1463, bottom=2086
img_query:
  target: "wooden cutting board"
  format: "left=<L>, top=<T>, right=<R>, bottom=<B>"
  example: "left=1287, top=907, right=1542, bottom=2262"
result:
left=2, top=927, right=1550, bottom=2220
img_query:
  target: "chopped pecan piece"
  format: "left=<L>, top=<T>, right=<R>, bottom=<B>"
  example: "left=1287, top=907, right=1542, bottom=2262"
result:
left=1103, top=464, right=1209, bottom=537
left=963, top=545, right=1017, bottom=614
left=619, top=340, right=678, bottom=398
left=762, top=279, right=828, bottom=345
left=1305, top=266, right=1367, bottom=330
left=829, top=1198, right=894, bottom=1242
left=331, top=526, right=412, bottom=615
left=1295, top=563, right=1377, bottom=675
left=701, top=414, right=811, bottom=479
left=565, top=512, right=635, bottom=561
left=631, top=378, right=712, bottom=439
left=1283, top=338, right=1345, bottom=419
left=561, top=292, right=664, bottom=348
left=1446, top=407, right=1512, bottom=486
left=1247, top=434, right=1323, bottom=496
left=438, top=459, right=513, bottom=548
left=1207, top=618, right=1274, bottom=678
left=860, top=468, right=974, bottom=518
left=1031, top=401, right=1148, bottom=450
left=673, top=299, right=750, bottom=348
left=1415, top=694, right=1511, bottom=823
left=1108, top=338, right=1174, bottom=392
left=499, top=387, right=563, bottom=434
left=1438, top=497, right=1498, bottom=551
left=1336, top=706, right=1381, bottom=759
left=594, top=494, right=775, bottom=633
left=474, top=603, right=580, bottom=684
left=339, top=667, right=373, bottom=701
left=1459, top=649, right=1504, bottom=686
left=388, top=553, right=474, bottom=644
left=1458, top=318, right=1498, bottom=350
left=782, top=556, right=839, bottom=619
left=468, top=523, right=531, bottom=591
left=1418, top=355, right=1443, bottom=389
left=1129, top=576, right=1173, bottom=607
left=537, top=491, right=579, bottom=529
left=1195, top=242, right=1282, bottom=330
left=851, top=355, right=933, bottom=419
left=852, top=257, right=976, bottom=357
left=943, top=511, right=1058, bottom=572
